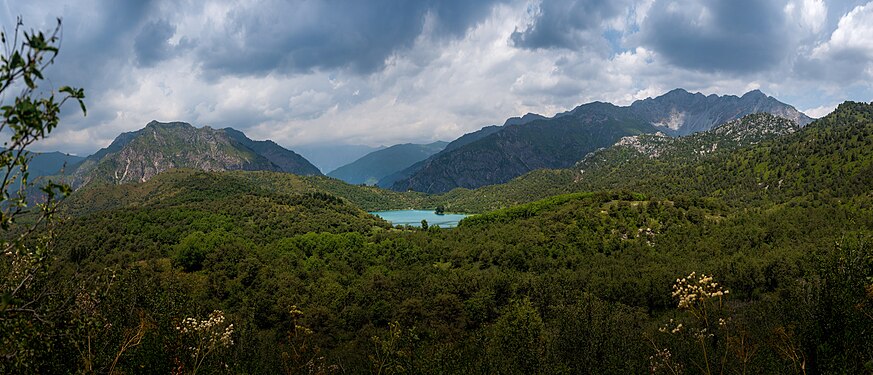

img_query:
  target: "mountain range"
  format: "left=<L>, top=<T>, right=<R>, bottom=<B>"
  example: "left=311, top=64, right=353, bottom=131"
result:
left=42, top=88, right=813, bottom=194
left=387, top=89, right=812, bottom=193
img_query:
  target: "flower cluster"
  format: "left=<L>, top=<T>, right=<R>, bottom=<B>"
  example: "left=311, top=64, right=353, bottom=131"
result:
left=176, top=310, right=234, bottom=348
left=658, top=318, right=684, bottom=334
left=649, top=347, right=682, bottom=374
left=672, top=272, right=729, bottom=309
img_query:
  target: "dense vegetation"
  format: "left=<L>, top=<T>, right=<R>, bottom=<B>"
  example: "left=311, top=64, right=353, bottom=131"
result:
left=1, top=23, right=871, bottom=373
left=9, top=187, right=873, bottom=373
left=1, top=102, right=871, bottom=373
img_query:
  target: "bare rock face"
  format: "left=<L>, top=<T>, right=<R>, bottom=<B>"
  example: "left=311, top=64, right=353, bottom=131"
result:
left=69, top=121, right=320, bottom=189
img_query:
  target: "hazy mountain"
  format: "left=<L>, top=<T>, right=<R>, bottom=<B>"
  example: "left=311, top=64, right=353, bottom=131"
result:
left=29, top=151, right=84, bottom=176
left=7, top=151, right=84, bottom=193
left=67, top=121, right=319, bottom=188
left=389, top=89, right=812, bottom=193
left=294, top=144, right=385, bottom=173
left=328, top=141, right=448, bottom=185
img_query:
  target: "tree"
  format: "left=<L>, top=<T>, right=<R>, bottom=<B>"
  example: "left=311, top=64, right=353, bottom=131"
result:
left=0, top=18, right=86, bottom=371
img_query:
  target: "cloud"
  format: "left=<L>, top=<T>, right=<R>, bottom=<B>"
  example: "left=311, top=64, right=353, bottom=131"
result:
left=171, top=0, right=507, bottom=77
left=509, top=0, right=630, bottom=52
left=795, top=1, right=873, bottom=83
left=2, top=0, right=870, bottom=157
left=134, top=19, right=179, bottom=67
left=803, top=103, right=839, bottom=118
left=812, top=1, right=873, bottom=60
left=639, top=0, right=792, bottom=73
left=785, top=0, right=828, bottom=33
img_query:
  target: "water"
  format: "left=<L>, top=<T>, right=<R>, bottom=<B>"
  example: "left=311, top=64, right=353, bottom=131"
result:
left=369, top=210, right=468, bottom=228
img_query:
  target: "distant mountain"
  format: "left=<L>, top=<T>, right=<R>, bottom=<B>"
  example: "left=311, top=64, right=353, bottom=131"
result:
left=391, top=102, right=658, bottom=193
left=294, top=144, right=385, bottom=173
left=67, top=121, right=319, bottom=188
left=29, top=151, right=84, bottom=176
left=389, top=89, right=812, bottom=193
left=8, top=151, right=83, bottom=193
left=375, top=115, right=544, bottom=189
left=376, top=125, right=503, bottom=188
left=629, top=89, right=813, bottom=135
left=328, top=141, right=448, bottom=185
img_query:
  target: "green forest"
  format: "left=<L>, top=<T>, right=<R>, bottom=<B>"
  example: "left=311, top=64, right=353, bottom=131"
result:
left=2, top=19, right=873, bottom=375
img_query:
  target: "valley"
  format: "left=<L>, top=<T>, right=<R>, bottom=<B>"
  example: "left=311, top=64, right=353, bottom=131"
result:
left=6, top=92, right=873, bottom=373
left=5, top=5, right=873, bottom=373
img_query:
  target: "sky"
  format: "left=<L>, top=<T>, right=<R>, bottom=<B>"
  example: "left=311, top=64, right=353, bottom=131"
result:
left=3, top=0, right=873, bottom=156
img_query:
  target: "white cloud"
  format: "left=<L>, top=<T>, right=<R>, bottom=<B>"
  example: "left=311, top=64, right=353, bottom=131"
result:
left=786, top=0, right=828, bottom=33
left=813, top=1, right=873, bottom=58
left=803, top=103, right=839, bottom=118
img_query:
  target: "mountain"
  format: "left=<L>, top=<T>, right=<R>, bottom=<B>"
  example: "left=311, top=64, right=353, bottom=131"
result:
left=7, top=151, right=84, bottom=193
left=376, top=125, right=503, bottom=188
left=67, top=121, right=320, bottom=188
left=431, top=105, right=872, bottom=213
left=389, top=89, right=813, bottom=193
left=502, top=112, right=548, bottom=126
left=428, top=112, right=799, bottom=213
left=572, top=100, right=873, bottom=204
left=28, top=151, right=84, bottom=176
left=583, top=112, right=800, bottom=165
left=389, top=102, right=658, bottom=193
left=294, top=143, right=385, bottom=173
left=629, top=88, right=813, bottom=135
left=327, top=141, right=448, bottom=185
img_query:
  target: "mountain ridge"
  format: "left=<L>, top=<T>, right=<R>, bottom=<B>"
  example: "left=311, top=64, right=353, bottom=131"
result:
left=66, top=120, right=320, bottom=188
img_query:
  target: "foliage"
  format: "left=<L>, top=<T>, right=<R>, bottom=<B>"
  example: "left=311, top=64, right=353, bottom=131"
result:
left=0, top=18, right=86, bottom=373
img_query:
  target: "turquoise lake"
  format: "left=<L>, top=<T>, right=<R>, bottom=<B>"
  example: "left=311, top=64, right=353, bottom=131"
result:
left=369, top=210, right=469, bottom=228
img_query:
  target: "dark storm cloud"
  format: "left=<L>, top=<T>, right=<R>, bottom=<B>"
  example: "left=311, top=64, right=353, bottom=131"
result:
left=16, top=0, right=505, bottom=88
left=191, top=0, right=506, bottom=77
left=639, top=0, right=790, bottom=73
left=510, top=0, right=628, bottom=51
left=134, top=19, right=178, bottom=67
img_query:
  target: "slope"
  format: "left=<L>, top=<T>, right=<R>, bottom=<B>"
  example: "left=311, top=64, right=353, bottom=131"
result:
left=572, top=101, right=873, bottom=205
left=223, top=128, right=321, bottom=175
